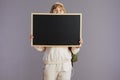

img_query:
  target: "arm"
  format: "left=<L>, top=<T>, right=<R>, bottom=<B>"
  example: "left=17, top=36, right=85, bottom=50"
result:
left=30, top=34, right=46, bottom=52
left=34, top=46, right=46, bottom=52
left=71, top=47, right=80, bottom=54
left=71, top=38, right=83, bottom=54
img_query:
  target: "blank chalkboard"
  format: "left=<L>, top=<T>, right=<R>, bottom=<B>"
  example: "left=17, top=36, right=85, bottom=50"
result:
left=31, top=13, right=82, bottom=47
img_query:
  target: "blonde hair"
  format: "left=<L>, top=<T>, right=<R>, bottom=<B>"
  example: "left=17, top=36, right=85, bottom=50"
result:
left=50, top=2, right=66, bottom=13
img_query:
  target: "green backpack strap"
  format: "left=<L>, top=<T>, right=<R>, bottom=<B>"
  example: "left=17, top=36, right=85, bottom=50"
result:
left=68, top=47, right=78, bottom=67
left=71, top=53, right=78, bottom=62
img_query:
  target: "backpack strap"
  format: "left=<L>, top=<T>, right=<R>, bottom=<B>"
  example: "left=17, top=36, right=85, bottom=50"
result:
left=68, top=47, right=74, bottom=67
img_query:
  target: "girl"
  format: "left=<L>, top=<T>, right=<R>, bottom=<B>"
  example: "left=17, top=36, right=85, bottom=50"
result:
left=31, top=2, right=83, bottom=80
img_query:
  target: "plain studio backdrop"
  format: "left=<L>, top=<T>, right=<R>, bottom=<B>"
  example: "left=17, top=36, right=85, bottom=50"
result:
left=0, top=0, right=120, bottom=80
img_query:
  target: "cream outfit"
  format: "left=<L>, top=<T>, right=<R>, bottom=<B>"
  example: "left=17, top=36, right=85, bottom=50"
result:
left=35, top=47, right=80, bottom=80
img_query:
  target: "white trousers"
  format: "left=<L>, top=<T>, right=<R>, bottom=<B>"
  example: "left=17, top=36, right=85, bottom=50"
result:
left=44, top=62, right=72, bottom=80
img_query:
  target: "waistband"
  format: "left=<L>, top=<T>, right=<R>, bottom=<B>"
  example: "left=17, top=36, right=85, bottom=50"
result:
left=43, top=59, right=71, bottom=64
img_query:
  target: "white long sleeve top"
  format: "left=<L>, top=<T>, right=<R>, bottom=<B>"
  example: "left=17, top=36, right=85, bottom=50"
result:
left=35, top=47, right=80, bottom=64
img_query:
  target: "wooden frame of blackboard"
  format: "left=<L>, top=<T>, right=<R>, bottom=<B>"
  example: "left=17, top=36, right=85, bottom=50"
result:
left=31, top=13, right=82, bottom=47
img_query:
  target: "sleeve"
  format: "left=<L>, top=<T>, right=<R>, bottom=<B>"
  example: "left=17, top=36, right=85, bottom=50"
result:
left=71, top=47, right=80, bottom=54
left=34, top=46, right=45, bottom=52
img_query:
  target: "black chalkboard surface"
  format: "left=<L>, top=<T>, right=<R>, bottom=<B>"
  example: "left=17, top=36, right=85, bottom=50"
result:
left=31, top=13, right=82, bottom=47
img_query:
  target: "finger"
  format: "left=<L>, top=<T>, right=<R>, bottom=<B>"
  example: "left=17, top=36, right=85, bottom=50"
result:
left=30, top=35, right=34, bottom=39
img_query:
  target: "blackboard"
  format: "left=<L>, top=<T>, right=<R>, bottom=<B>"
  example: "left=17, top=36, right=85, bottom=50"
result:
left=31, top=13, right=82, bottom=47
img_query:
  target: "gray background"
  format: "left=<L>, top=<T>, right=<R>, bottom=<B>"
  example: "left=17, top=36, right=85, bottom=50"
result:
left=0, top=0, right=120, bottom=80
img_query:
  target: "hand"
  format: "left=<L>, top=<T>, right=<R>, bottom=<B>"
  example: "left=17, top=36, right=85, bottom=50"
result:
left=30, top=34, right=34, bottom=40
left=30, top=34, right=34, bottom=42
left=79, top=38, right=83, bottom=47
left=79, top=38, right=83, bottom=44
left=76, top=38, right=83, bottom=48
